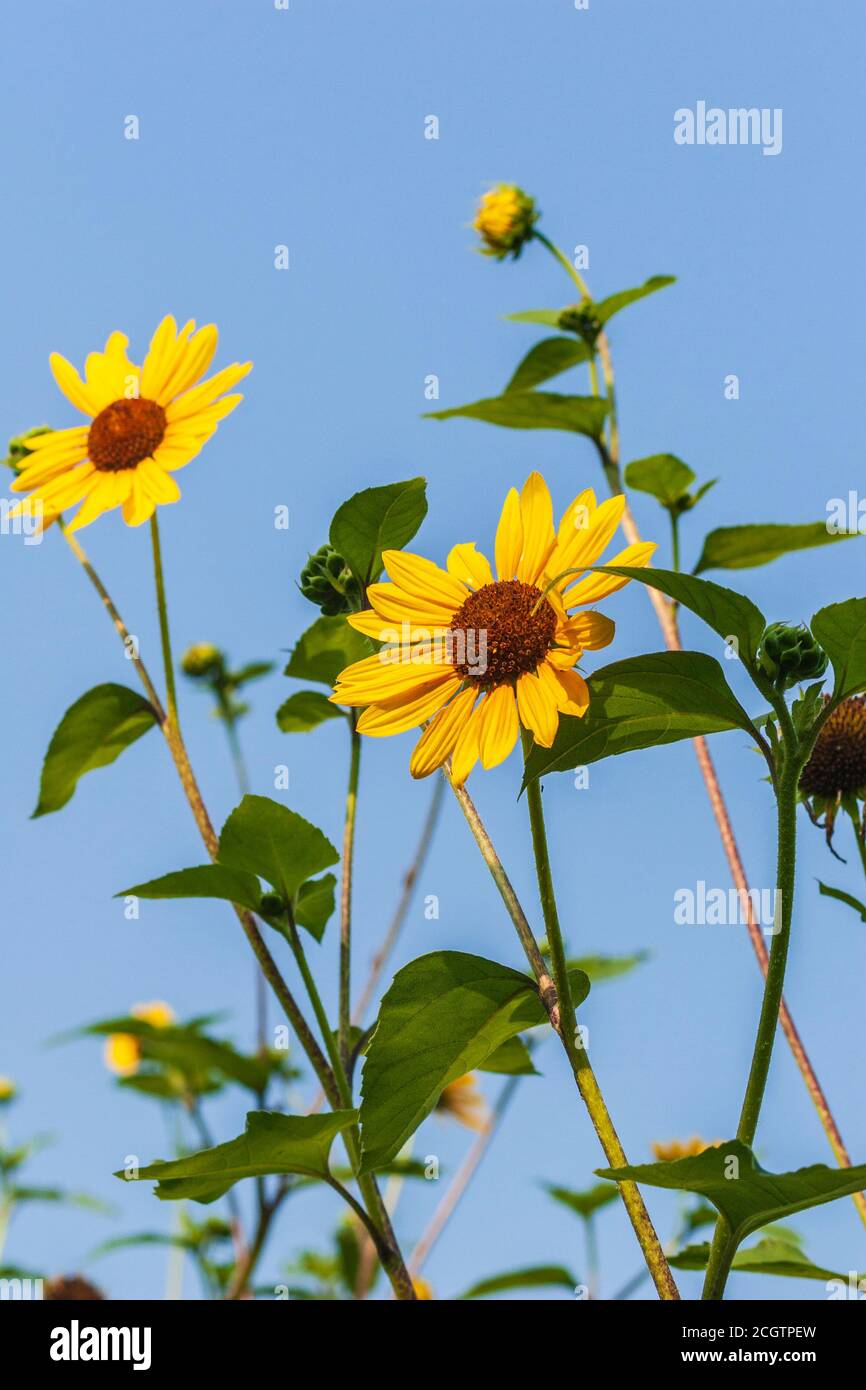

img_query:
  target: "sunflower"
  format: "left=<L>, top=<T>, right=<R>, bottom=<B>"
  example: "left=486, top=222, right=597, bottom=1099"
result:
left=8, top=316, right=250, bottom=532
left=799, top=695, right=866, bottom=850
left=650, top=1136, right=717, bottom=1162
left=435, top=1074, right=488, bottom=1131
left=331, top=472, right=654, bottom=783
left=104, top=1000, right=175, bottom=1077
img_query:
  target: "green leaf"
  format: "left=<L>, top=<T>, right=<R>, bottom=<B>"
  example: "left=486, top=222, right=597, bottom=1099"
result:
left=624, top=455, right=695, bottom=507
left=694, top=522, right=858, bottom=576
left=811, top=598, right=866, bottom=699
left=504, top=309, right=564, bottom=328
left=230, top=660, right=274, bottom=685
left=505, top=337, right=590, bottom=393
left=84, top=1019, right=278, bottom=1093
left=119, top=864, right=265, bottom=915
left=359, top=951, right=589, bottom=1173
left=670, top=1236, right=860, bottom=1285
left=329, top=478, right=427, bottom=587
left=284, top=616, right=372, bottom=687
left=294, top=873, right=337, bottom=942
left=594, top=275, right=676, bottom=324
left=817, top=880, right=866, bottom=922
left=460, top=1264, right=577, bottom=1299
left=595, top=566, right=766, bottom=678
left=218, top=795, right=338, bottom=904
left=33, top=684, right=158, bottom=817
left=478, top=1036, right=538, bottom=1076
left=567, top=952, right=648, bottom=985
left=545, top=1181, right=619, bottom=1221
left=597, top=1140, right=866, bottom=1250
left=523, top=651, right=757, bottom=784
left=117, top=1110, right=357, bottom=1204
left=425, top=392, right=608, bottom=440
left=89, top=1232, right=200, bottom=1259
left=9, top=1186, right=109, bottom=1213
left=276, top=690, right=345, bottom=734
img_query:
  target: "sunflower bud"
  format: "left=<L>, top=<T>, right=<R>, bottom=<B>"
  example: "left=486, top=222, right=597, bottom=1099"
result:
left=473, top=184, right=539, bottom=261
left=2, top=426, right=53, bottom=476
left=299, top=544, right=360, bottom=616
left=181, top=642, right=225, bottom=680
left=0, top=1076, right=16, bottom=1104
left=558, top=300, right=602, bottom=348
left=259, top=891, right=287, bottom=919
left=757, top=622, right=828, bottom=690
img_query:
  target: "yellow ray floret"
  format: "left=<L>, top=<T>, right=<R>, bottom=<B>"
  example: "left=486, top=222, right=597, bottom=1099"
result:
left=332, top=472, right=655, bottom=785
left=7, top=316, right=250, bottom=533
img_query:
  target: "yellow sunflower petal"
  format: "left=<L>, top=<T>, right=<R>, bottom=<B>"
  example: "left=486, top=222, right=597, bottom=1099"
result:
left=157, top=324, right=218, bottom=403
left=494, top=486, right=522, bottom=581
left=15, top=426, right=89, bottom=455
left=556, top=487, right=597, bottom=546
left=563, top=542, right=656, bottom=605
left=49, top=352, right=102, bottom=416
left=516, top=670, right=559, bottom=747
left=446, top=543, right=495, bottom=591
left=136, top=456, right=182, bottom=505
left=356, top=676, right=460, bottom=737
left=553, top=495, right=626, bottom=588
left=567, top=610, right=615, bottom=650
left=549, top=665, right=590, bottom=717
left=121, top=468, right=157, bottom=527
left=164, top=363, right=252, bottom=423
left=84, top=332, right=140, bottom=406
left=64, top=473, right=131, bottom=532
left=410, top=687, right=477, bottom=778
left=151, top=435, right=211, bottom=472
left=347, top=610, right=398, bottom=641
left=381, top=551, right=467, bottom=609
left=477, top=684, right=520, bottom=769
left=139, top=315, right=185, bottom=400
left=367, top=582, right=458, bottom=627
left=449, top=699, right=484, bottom=785
left=332, top=651, right=453, bottom=705
left=13, top=435, right=90, bottom=490
left=517, top=472, right=556, bottom=583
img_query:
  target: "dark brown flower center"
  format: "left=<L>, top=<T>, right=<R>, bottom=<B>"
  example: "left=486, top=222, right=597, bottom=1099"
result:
left=800, top=696, right=866, bottom=798
left=88, top=397, right=166, bottom=472
left=449, top=579, right=557, bottom=688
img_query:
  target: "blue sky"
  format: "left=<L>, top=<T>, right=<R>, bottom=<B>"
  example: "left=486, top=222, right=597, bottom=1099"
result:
left=2, top=0, right=865, bottom=1300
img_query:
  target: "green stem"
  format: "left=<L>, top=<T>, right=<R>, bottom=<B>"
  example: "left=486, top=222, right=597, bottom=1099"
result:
left=339, top=719, right=361, bottom=1072
left=150, top=515, right=179, bottom=727
left=533, top=230, right=591, bottom=298
left=701, top=743, right=802, bottom=1300
left=669, top=509, right=681, bottom=574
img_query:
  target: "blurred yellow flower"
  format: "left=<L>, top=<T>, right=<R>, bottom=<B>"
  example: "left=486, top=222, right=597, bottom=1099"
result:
left=104, top=1001, right=175, bottom=1077
left=332, top=472, right=654, bottom=784
left=0, top=1075, right=16, bottom=1102
left=412, top=1276, right=434, bottom=1300
left=651, top=1136, right=717, bottom=1162
left=8, top=317, right=250, bottom=533
left=435, top=1074, right=488, bottom=1132
left=473, top=184, right=538, bottom=260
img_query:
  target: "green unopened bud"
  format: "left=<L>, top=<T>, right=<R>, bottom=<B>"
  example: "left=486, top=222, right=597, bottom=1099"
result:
left=259, top=892, right=287, bottom=919
left=758, top=622, right=828, bottom=690
left=558, top=300, right=602, bottom=348
left=473, top=184, right=539, bottom=261
left=181, top=642, right=224, bottom=679
left=299, top=544, right=361, bottom=616
left=3, top=426, right=53, bottom=476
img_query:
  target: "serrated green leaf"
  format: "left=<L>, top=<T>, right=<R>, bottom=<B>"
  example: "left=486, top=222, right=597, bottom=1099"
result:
left=461, top=1264, right=577, bottom=1299
left=624, top=454, right=695, bottom=507
left=811, top=598, right=866, bottom=699
left=117, top=1110, right=357, bottom=1204
left=219, top=795, right=338, bottom=904
left=276, top=690, right=345, bottom=734
left=284, top=616, right=372, bottom=687
left=817, top=880, right=866, bottom=922
left=33, top=684, right=158, bottom=817
left=425, top=392, right=608, bottom=440
left=330, top=478, right=427, bottom=587
left=670, top=1236, right=860, bottom=1285
left=505, top=337, right=590, bottom=393
left=597, top=1140, right=866, bottom=1249
left=695, top=522, right=858, bottom=576
left=294, top=873, right=337, bottom=942
left=596, top=566, right=766, bottom=678
left=478, top=1036, right=538, bottom=1076
left=545, top=1181, right=620, bottom=1220
left=359, top=951, right=589, bottom=1173
left=119, top=864, right=264, bottom=914
left=523, top=651, right=757, bottom=784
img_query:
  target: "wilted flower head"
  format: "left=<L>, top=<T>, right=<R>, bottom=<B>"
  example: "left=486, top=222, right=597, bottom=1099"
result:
left=435, top=1074, right=488, bottom=1131
left=651, top=1136, right=717, bottom=1162
left=473, top=184, right=538, bottom=260
left=104, top=1001, right=175, bottom=1077
left=758, top=622, right=827, bottom=690
left=181, top=642, right=225, bottom=679
left=299, top=544, right=361, bottom=616
left=800, top=695, right=866, bottom=851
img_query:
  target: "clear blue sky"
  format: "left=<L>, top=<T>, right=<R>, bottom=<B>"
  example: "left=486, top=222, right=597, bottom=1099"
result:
left=2, top=0, right=865, bottom=1300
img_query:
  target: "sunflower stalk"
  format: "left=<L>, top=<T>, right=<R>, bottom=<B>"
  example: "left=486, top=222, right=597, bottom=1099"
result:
left=538, top=231, right=866, bottom=1233
left=446, top=762, right=680, bottom=1300
left=62, top=528, right=417, bottom=1302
